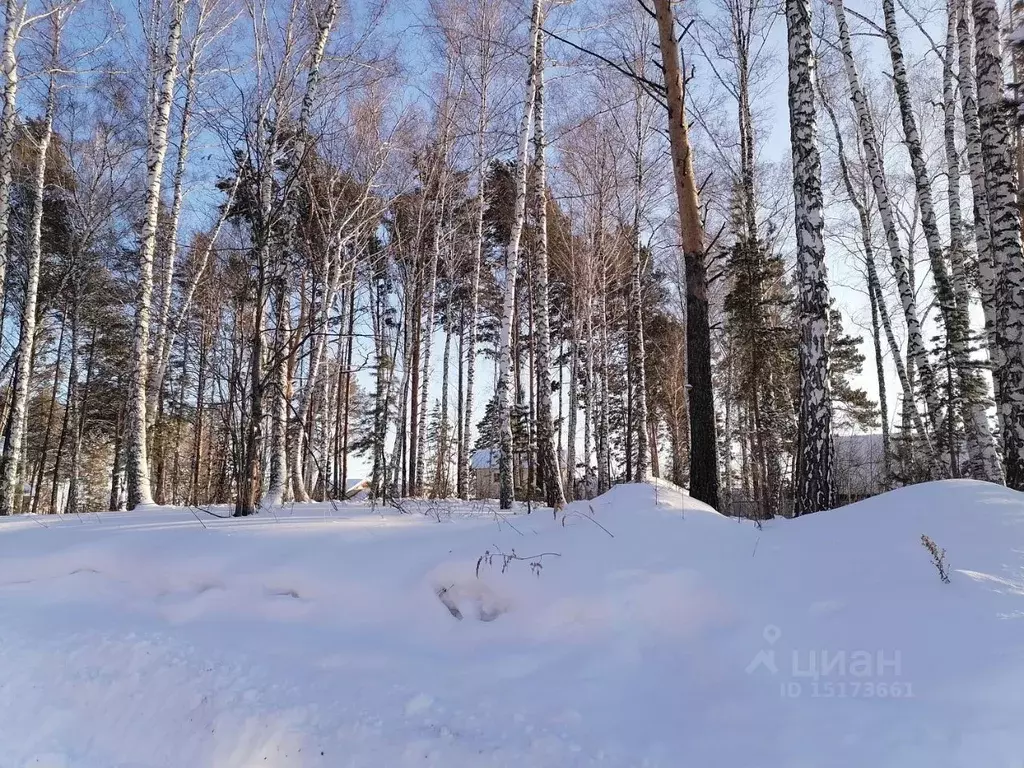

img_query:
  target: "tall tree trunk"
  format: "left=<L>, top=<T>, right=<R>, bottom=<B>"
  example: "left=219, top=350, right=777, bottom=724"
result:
left=263, top=283, right=290, bottom=507
left=631, top=79, right=650, bottom=484
left=455, top=308, right=465, bottom=496
left=496, top=0, right=542, bottom=509
left=148, top=35, right=198, bottom=425
left=596, top=282, right=611, bottom=494
left=0, top=19, right=59, bottom=516
left=52, top=301, right=76, bottom=513
left=262, top=0, right=337, bottom=507
left=434, top=308, right=453, bottom=497
left=34, top=307, right=67, bottom=514
left=653, top=0, right=719, bottom=509
left=341, top=277, right=355, bottom=494
left=0, top=0, right=25, bottom=314
left=868, top=273, right=892, bottom=482
left=67, top=321, right=94, bottom=515
left=459, top=37, right=490, bottom=500
left=126, top=0, right=184, bottom=510
left=820, top=87, right=938, bottom=467
left=531, top=30, right=566, bottom=509
left=565, top=293, right=578, bottom=502
left=958, top=0, right=998, bottom=381
left=191, top=312, right=209, bottom=505
left=944, top=0, right=1002, bottom=482
left=832, top=0, right=945, bottom=466
left=788, top=0, right=834, bottom=514
left=415, top=213, right=442, bottom=496
left=974, top=0, right=1024, bottom=488
left=883, top=0, right=967, bottom=475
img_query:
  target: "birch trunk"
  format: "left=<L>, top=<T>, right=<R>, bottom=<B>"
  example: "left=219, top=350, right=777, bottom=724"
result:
left=496, top=0, right=542, bottom=509
left=458, top=58, right=488, bottom=500
left=291, top=250, right=338, bottom=500
left=958, top=0, right=998, bottom=373
left=832, top=0, right=945, bottom=466
left=788, top=0, right=834, bottom=514
left=973, top=0, right=1024, bottom=488
left=957, top=0, right=1006, bottom=481
left=152, top=172, right=238, bottom=411
left=416, top=67, right=458, bottom=497
left=0, top=16, right=59, bottom=515
left=883, top=0, right=969, bottom=475
left=434, top=303, right=453, bottom=497
left=531, top=30, right=565, bottom=509
left=414, top=207, right=442, bottom=496
left=944, top=1, right=1002, bottom=482
left=262, top=0, right=338, bottom=507
left=565, top=296, right=578, bottom=501
left=264, top=283, right=290, bottom=507
left=596, top=281, right=611, bottom=495
left=631, top=79, right=650, bottom=483
left=868, top=275, right=892, bottom=481
left=147, top=37, right=198, bottom=426
left=65, top=302, right=85, bottom=514
left=126, top=0, right=184, bottom=510
left=0, top=0, right=25, bottom=315
left=821, top=82, right=940, bottom=473
left=583, top=296, right=594, bottom=495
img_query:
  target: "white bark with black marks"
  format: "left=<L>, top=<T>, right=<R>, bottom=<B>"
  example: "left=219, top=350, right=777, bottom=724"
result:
left=973, top=0, right=1024, bottom=488
left=126, top=0, right=185, bottom=510
left=496, top=0, right=542, bottom=509
left=943, top=0, right=1002, bottom=482
left=883, top=0, right=970, bottom=476
left=262, top=0, right=338, bottom=508
left=0, top=10, right=61, bottom=515
left=788, top=0, right=834, bottom=514
left=832, top=0, right=945, bottom=467
left=531, top=32, right=565, bottom=508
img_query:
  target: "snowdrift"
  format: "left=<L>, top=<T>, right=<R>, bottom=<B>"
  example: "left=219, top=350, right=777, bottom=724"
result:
left=1, top=480, right=1023, bottom=767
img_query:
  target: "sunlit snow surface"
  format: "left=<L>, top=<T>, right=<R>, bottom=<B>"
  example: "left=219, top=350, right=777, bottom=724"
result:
left=2, top=479, right=1023, bottom=766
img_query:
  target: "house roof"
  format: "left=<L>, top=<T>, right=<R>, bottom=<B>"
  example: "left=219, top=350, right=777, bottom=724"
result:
left=470, top=448, right=501, bottom=470
left=470, top=447, right=568, bottom=470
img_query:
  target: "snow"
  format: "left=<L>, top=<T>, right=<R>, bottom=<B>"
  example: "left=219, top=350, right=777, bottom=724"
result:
left=2, top=479, right=1024, bottom=766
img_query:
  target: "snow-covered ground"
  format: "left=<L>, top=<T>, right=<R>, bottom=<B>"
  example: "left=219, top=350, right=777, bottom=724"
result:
left=1, top=479, right=1023, bottom=767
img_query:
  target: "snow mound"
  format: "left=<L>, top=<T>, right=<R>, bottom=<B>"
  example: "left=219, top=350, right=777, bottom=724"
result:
left=1, top=480, right=1023, bottom=766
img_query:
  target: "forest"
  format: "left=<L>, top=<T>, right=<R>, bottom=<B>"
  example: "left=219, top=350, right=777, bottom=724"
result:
left=0, top=0, right=1020, bottom=520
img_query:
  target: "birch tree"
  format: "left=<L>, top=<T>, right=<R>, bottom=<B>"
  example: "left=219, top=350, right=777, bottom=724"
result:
left=0, top=0, right=40, bottom=315
left=125, top=0, right=185, bottom=510
left=629, top=76, right=651, bottom=483
left=262, top=0, right=339, bottom=508
left=881, top=0, right=978, bottom=477
left=457, top=0, right=496, bottom=499
left=831, top=0, right=945, bottom=470
left=820, top=84, right=940, bottom=475
left=530, top=18, right=565, bottom=508
left=942, top=0, right=1001, bottom=482
left=788, top=0, right=834, bottom=514
left=973, top=0, right=1024, bottom=488
left=957, top=0, right=997, bottom=371
left=0, top=3, right=68, bottom=515
left=496, top=0, right=542, bottom=509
